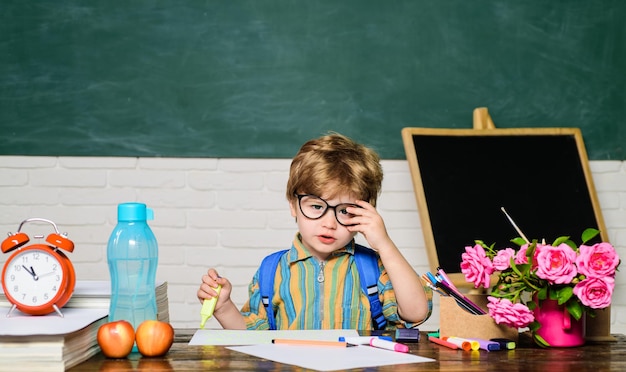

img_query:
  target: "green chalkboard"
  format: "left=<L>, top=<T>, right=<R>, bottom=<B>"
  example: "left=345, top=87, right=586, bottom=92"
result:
left=1, top=1, right=625, bottom=159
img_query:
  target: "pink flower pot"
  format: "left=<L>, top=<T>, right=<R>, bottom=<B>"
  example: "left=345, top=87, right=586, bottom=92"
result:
left=533, top=299, right=585, bottom=347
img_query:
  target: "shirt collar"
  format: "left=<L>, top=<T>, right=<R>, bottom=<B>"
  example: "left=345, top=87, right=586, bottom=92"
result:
left=287, top=233, right=355, bottom=263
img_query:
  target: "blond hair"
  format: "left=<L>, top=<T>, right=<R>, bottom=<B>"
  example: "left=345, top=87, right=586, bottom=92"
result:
left=286, top=133, right=383, bottom=206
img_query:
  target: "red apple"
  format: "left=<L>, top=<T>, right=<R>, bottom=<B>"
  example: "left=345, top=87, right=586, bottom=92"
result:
left=97, top=320, right=135, bottom=358
left=135, top=320, right=175, bottom=357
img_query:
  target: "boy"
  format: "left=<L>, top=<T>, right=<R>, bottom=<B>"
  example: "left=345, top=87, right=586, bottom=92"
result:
left=197, top=133, right=430, bottom=330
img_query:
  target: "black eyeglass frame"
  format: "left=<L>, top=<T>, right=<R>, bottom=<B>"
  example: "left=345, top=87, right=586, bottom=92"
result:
left=294, top=193, right=360, bottom=226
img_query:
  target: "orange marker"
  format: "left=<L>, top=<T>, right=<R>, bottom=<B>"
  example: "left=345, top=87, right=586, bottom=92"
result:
left=442, top=336, right=472, bottom=351
left=446, top=337, right=480, bottom=351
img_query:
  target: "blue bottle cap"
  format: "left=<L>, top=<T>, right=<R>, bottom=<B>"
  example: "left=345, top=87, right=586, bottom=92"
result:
left=117, top=202, right=154, bottom=222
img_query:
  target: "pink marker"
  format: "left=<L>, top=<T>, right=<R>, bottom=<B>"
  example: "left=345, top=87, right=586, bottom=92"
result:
left=369, top=338, right=409, bottom=353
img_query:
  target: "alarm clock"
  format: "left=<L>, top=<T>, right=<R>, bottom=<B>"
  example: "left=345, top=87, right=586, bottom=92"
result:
left=1, top=218, right=76, bottom=317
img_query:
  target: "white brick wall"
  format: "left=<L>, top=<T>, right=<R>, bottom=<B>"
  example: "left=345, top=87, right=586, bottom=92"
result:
left=1, top=156, right=625, bottom=334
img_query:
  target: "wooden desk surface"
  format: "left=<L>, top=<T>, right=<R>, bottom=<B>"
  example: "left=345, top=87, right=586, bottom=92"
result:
left=71, top=329, right=626, bottom=371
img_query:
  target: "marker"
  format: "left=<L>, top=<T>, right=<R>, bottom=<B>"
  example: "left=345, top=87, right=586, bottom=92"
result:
left=469, top=338, right=500, bottom=351
left=422, top=274, right=446, bottom=295
left=436, top=267, right=459, bottom=291
left=369, top=338, right=409, bottom=353
left=425, top=271, right=439, bottom=286
left=435, top=280, right=486, bottom=315
left=428, top=336, right=459, bottom=350
left=446, top=337, right=480, bottom=351
left=395, top=328, right=420, bottom=343
left=442, top=336, right=473, bottom=351
left=272, top=339, right=354, bottom=347
left=200, top=284, right=221, bottom=329
left=338, top=336, right=392, bottom=344
left=490, top=338, right=516, bottom=350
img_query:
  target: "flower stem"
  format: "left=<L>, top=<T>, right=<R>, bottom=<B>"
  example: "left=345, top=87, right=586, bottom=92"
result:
left=521, top=277, right=542, bottom=292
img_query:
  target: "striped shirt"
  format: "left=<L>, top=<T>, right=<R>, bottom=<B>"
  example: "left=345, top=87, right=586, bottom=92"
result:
left=240, top=234, right=425, bottom=330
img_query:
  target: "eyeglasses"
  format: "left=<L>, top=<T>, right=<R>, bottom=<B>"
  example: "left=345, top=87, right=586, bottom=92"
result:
left=295, top=194, right=360, bottom=226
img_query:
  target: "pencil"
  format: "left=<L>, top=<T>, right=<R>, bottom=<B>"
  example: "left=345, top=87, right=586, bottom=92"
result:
left=271, top=339, right=354, bottom=347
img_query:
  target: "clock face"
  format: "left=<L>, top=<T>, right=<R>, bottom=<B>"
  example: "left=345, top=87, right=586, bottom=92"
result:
left=2, top=248, right=67, bottom=308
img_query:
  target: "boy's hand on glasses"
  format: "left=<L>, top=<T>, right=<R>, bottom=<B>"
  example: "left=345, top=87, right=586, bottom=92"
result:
left=346, top=200, right=392, bottom=250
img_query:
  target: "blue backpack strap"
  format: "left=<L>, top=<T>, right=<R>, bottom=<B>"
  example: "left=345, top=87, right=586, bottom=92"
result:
left=354, top=245, right=387, bottom=330
left=258, top=249, right=288, bottom=330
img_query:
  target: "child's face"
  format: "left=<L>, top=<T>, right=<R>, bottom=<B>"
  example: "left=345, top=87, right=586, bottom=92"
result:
left=289, top=191, right=358, bottom=261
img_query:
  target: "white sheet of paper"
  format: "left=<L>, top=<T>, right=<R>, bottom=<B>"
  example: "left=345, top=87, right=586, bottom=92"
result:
left=189, top=329, right=435, bottom=370
left=227, top=344, right=435, bottom=371
left=189, top=329, right=359, bottom=345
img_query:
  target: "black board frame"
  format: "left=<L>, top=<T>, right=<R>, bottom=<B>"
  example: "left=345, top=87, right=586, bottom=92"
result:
left=401, top=127, right=608, bottom=287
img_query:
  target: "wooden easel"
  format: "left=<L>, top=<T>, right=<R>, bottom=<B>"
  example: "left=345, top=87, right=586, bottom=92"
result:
left=470, top=107, right=613, bottom=341
left=472, top=107, right=496, bottom=129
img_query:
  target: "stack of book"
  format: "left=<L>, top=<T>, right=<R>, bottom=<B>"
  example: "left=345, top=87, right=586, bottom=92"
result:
left=0, top=308, right=108, bottom=371
left=0, top=281, right=169, bottom=371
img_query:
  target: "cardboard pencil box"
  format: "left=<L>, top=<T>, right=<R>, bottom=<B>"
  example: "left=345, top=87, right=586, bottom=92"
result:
left=439, top=294, right=519, bottom=342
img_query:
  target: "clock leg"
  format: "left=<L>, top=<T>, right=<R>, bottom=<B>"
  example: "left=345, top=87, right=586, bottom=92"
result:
left=6, top=304, right=17, bottom=317
left=53, top=304, right=64, bottom=318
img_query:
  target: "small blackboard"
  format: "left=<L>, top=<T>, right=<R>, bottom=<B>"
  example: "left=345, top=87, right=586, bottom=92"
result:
left=401, top=127, right=607, bottom=287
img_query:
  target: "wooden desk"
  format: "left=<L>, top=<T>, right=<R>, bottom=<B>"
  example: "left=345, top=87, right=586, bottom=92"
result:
left=71, top=330, right=626, bottom=371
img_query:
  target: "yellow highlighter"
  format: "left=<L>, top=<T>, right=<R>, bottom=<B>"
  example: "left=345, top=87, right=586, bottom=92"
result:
left=200, top=285, right=221, bottom=329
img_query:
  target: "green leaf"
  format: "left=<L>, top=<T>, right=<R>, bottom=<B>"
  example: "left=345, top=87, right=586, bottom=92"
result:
left=529, top=320, right=541, bottom=331
left=537, top=286, right=548, bottom=300
left=533, top=333, right=550, bottom=348
left=566, top=301, right=583, bottom=321
left=564, top=239, right=578, bottom=250
left=548, top=288, right=559, bottom=301
left=511, top=237, right=527, bottom=246
left=514, top=263, right=531, bottom=276
left=557, top=286, right=573, bottom=305
left=526, top=241, right=537, bottom=259
left=552, top=235, right=571, bottom=246
left=581, top=228, right=600, bottom=244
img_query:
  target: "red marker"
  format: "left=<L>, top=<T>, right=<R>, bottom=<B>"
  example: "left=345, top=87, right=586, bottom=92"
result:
left=428, top=336, right=459, bottom=350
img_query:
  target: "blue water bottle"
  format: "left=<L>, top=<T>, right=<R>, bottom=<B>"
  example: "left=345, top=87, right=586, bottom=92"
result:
left=107, top=203, right=158, bottom=334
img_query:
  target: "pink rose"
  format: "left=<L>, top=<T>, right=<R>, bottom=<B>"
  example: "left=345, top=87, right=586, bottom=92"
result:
left=573, top=276, right=615, bottom=309
left=486, top=296, right=534, bottom=328
left=535, top=243, right=578, bottom=284
left=576, top=242, right=620, bottom=278
left=493, top=248, right=516, bottom=271
left=515, top=244, right=529, bottom=264
left=461, top=244, right=494, bottom=288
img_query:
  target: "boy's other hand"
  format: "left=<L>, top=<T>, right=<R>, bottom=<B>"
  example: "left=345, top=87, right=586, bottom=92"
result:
left=197, top=268, right=232, bottom=307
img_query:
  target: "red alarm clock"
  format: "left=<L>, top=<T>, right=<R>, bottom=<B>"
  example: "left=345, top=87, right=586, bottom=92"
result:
left=1, top=218, right=76, bottom=317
